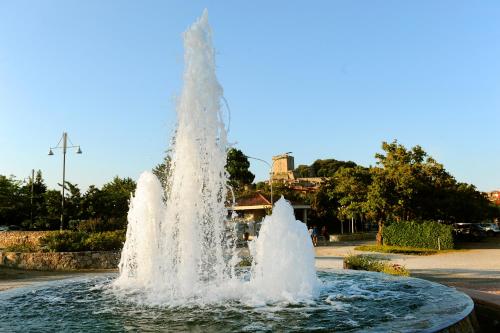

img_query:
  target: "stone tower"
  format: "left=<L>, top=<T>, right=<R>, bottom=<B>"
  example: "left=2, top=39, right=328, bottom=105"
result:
left=271, top=153, right=295, bottom=181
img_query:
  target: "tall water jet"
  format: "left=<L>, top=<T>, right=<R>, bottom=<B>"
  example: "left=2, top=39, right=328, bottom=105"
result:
left=114, top=9, right=233, bottom=302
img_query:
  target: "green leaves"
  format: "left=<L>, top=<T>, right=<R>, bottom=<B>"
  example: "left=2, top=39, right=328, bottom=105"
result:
left=40, top=230, right=125, bottom=252
left=226, top=148, right=255, bottom=193
left=382, top=220, right=454, bottom=250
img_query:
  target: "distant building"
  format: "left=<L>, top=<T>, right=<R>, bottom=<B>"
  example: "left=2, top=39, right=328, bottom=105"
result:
left=488, top=190, right=500, bottom=205
left=270, top=153, right=324, bottom=192
left=230, top=192, right=310, bottom=225
left=271, top=153, right=295, bottom=181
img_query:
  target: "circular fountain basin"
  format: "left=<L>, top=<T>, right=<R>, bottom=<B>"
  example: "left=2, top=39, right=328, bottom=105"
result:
left=0, top=270, right=473, bottom=332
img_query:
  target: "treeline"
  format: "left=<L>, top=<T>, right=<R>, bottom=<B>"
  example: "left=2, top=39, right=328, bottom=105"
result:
left=2, top=141, right=498, bottom=233
left=0, top=171, right=136, bottom=231
left=254, top=141, right=499, bottom=233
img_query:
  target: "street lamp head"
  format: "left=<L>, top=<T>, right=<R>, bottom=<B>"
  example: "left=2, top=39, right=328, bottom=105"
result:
left=48, top=149, right=54, bottom=156
left=76, top=146, right=82, bottom=154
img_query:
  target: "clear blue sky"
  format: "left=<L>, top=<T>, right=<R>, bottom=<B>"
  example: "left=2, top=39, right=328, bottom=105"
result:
left=1, top=1, right=499, bottom=192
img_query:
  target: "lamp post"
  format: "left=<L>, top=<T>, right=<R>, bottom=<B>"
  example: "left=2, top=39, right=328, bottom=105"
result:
left=48, top=132, right=82, bottom=230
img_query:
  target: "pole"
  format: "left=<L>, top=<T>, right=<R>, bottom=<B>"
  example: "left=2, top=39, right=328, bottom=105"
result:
left=269, top=172, right=273, bottom=206
left=60, top=132, right=67, bottom=231
left=30, top=169, right=34, bottom=223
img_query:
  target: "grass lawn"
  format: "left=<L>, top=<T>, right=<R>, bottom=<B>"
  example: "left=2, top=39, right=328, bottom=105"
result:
left=354, top=245, right=466, bottom=255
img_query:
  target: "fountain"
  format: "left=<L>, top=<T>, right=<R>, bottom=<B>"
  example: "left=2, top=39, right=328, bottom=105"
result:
left=0, top=10, right=475, bottom=332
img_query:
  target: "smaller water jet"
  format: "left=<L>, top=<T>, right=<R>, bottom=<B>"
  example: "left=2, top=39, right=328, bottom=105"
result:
left=249, top=197, right=319, bottom=303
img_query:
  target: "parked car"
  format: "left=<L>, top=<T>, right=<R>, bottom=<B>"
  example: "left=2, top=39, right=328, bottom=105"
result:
left=478, top=223, right=500, bottom=237
left=453, top=223, right=486, bottom=241
left=0, top=225, right=22, bottom=231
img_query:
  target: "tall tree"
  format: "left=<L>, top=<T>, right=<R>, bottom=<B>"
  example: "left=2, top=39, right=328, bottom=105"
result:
left=20, top=170, right=48, bottom=229
left=81, top=185, right=104, bottom=219
left=43, top=190, right=62, bottom=230
left=226, top=148, right=255, bottom=193
left=63, top=181, right=82, bottom=222
left=334, top=166, right=371, bottom=224
left=152, top=151, right=172, bottom=191
left=100, top=177, right=137, bottom=219
left=0, top=175, right=25, bottom=225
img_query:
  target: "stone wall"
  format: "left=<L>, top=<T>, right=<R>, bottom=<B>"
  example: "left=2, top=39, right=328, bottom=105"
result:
left=0, top=231, right=54, bottom=249
left=0, top=251, right=120, bottom=271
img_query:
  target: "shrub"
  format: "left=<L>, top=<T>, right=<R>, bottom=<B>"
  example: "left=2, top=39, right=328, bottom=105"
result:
left=83, top=231, right=125, bottom=251
left=4, top=242, right=39, bottom=253
left=40, top=230, right=126, bottom=252
left=73, top=217, right=127, bottom=232
left=40, top=231, right=87, bottom=252
left=25, top=218, right=60, bottom=230
left=343, top=254, right=410, bottom=277
left=382, top=220, right=454, bottom=250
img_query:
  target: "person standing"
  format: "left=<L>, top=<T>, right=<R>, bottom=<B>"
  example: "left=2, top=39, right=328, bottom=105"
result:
left=312, top=225, right=318, bottom=246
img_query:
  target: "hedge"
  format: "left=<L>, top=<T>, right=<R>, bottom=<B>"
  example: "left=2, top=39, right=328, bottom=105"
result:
left=382, top=220, right=454, bottom=250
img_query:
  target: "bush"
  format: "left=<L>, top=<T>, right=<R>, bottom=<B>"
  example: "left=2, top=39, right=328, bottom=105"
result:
left=72, top=217, right=127, bottom=233
left=40, top=230, right=125, bottom=252
left=83, top=231, right=125, bottom=251
left=343, top=254, right=410, bottom=277
left=23, top=218, right=60, bottom=230
left=382, top=220, right=454, bottom=250
left=40, top=231, right=87, bottom=252
left=4, top=242, right=39, bottom=253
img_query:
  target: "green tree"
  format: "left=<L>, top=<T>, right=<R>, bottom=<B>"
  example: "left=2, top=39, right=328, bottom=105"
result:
left=309, top=159, right=357, bottom=177
left=0, top=175, right=25, bottom=225
left=334, top=166, right=371, bottom=226
left=312, top=178, right=341, bottom=225
left=80, top=185, right=105, bottom=219
left=226, top=148, right=255, bottom=193
left=294, top=164, right=314, bottom=178
left=64, top=181, right=82, bottom=222
left=365, top=140, right=491, bottom=244
left=20, top=170, right=48, bottom=229
left=153, top=151, right=172, bottom=191
left=365, top=141, right=431, bottom=244
left=100, top=177, right=137, bottom=219
left=43, top=190, right=62, bottom=230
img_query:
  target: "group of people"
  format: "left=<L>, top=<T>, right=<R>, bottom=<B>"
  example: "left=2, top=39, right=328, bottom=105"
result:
left=308, top=225, right=328, bottom=247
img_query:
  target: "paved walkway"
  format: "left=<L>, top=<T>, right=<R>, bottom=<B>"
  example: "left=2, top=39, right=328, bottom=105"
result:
left=315, top=238, right=500, bottom=294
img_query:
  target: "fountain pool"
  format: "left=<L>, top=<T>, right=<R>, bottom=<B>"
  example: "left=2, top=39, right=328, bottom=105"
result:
left=0, top=270, right=473, bottom=332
